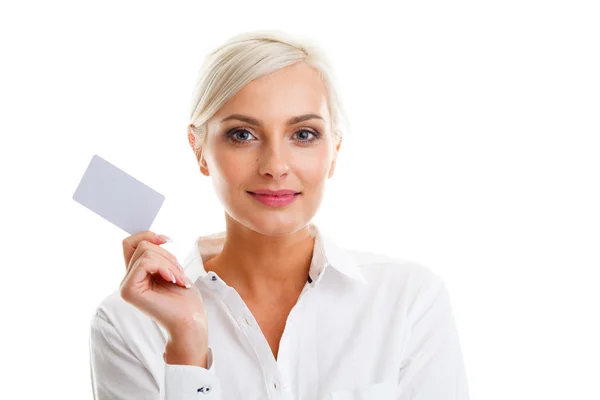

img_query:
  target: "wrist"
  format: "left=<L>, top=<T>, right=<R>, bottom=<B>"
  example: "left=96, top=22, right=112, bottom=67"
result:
left=164, top=338, right=209, bottom=368
left=165, top=324, right=209, bottom=368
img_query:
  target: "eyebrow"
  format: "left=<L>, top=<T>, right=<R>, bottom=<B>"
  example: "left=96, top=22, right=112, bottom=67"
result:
left=220, top=113, right=324, bottom=127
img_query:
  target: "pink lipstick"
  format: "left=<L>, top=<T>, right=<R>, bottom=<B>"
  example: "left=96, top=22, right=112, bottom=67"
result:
left=247, top=189, right=301, bottom=207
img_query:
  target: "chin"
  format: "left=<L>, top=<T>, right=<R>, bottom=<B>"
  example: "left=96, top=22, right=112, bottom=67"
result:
left=228, top=207, right=313, bottom=237
left=252, top=215, right=308, bottom=236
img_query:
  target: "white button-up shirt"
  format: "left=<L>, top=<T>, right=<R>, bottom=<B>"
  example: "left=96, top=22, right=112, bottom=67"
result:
left=89, top=224, right=469, bottom=399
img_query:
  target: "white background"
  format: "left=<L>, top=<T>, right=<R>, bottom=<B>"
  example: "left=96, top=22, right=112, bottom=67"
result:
left=1, top=0, right=599, bottom=399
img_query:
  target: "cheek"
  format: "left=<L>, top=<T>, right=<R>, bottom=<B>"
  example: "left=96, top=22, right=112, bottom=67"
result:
left=294, top=149, right=332, bottom=187
left=210, top=148, right=252, bottom=190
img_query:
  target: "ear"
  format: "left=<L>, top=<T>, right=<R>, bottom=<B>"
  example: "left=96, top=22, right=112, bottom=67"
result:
left=198, top=149, right=210, bottom=176
left=188, top=130, right=210, bottom=176
left=328, top=135, right=342, bottom=178
left=187, top=130, right=196, bottom=151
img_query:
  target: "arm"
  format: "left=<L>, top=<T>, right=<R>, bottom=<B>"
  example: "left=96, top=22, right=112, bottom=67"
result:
left=396, top=278, right=470, bottom=399
left=89, top=313, right=223, bottom=399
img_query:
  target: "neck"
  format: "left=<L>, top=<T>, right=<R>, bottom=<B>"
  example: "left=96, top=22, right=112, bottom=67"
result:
left=204, top=214, right=315, bottom=299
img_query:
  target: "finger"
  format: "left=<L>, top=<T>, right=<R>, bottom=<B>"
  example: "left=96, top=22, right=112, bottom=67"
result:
left=150, top=250, right=192, bottom=287
left=149, top=255, right=181, bottom=285
left=122, top=231, right=172, bottom=269
left=127, top=240, right=153, bottom=273
left=145, top=240, right=185, bottom=274
left=156, top=264, right=177, bottom=284
left=121, top=257, right=180, bottom=303
left=124, top=234, right=184, bottom=275
left=130, top=253, right=191, bottom=289
left=169, top=269, right=193, bottom=288
left=128, top=256, right=174, bottom=286
left=127, top=238, right=185, bottom=277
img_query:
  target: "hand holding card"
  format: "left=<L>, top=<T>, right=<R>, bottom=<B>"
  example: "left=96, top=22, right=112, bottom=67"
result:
left=119, top=230, right=207, bottom=341
left=73, top=155, right=208, bottom=361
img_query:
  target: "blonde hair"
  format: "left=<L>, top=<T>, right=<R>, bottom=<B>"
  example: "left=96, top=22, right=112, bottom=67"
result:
left=187, top=29, right=350, bottom=159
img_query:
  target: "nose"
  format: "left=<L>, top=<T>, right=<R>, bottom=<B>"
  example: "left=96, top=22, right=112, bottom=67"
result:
left=258, top=144, right=289, bottom=180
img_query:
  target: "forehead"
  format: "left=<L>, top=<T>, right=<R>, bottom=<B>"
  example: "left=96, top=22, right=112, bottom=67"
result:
left=212, top=62, right=331, bottom=125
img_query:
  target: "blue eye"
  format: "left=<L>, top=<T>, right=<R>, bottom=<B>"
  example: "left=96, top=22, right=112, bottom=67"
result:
left=229, top=129, right=256, bottom=142
left=294, top=129, right=319, bottom=142
left=226, top=128, right=321, bottom=145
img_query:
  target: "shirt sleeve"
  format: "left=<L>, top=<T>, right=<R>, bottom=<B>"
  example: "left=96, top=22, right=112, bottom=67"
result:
left=164, top=350, right=222, bottom=398
left=89, top=312, right=223, bottom=399
left=396, top=277, right=470, bottom=399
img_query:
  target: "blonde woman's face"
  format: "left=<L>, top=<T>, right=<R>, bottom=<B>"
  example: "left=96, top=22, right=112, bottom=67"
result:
left=191, top=62, right=341, bottom=236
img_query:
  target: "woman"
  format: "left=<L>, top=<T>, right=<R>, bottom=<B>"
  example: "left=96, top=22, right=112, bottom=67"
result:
left=89, top=30, right=469, bottom=399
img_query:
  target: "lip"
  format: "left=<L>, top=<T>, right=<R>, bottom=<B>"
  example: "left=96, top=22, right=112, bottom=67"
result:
left=247, top=190, right=301, bottom=207
left=249, top=189, right=300, bottom=196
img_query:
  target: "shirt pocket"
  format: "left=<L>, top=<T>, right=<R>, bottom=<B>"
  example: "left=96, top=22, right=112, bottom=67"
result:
left=329, top=379, right=398, bottom=400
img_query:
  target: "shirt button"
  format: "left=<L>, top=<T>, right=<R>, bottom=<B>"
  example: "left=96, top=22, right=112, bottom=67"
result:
left=211, top=275, right=217, bottom=281
left=197, top=384, right=212, bottom=393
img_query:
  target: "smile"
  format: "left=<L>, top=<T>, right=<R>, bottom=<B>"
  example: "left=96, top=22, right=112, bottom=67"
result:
left=247, top=191, right=301, bottom=207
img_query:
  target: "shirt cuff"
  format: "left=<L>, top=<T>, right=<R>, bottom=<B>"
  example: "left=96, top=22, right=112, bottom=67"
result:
left=164, top=347, right=222, bottom=399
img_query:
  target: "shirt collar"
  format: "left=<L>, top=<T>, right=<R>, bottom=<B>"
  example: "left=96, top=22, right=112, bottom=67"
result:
left=182, top=222, right=366, bottom=286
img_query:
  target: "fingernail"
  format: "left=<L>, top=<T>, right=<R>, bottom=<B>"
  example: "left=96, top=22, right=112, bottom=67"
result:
left=158, top=234, right=173, bottom=242
left=170, top=271, right=176, bottom=284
